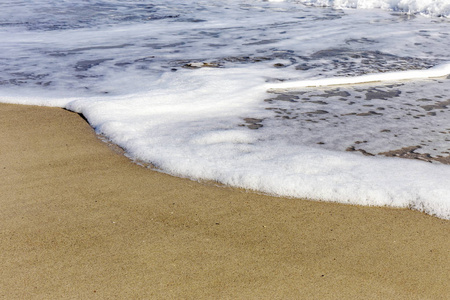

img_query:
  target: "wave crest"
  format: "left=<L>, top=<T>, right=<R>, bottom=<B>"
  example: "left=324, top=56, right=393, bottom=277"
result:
left=298, top=0, right=450, bottom=17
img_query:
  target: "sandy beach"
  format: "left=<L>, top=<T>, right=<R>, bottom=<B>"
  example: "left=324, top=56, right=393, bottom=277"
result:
left=1, top=103, right=449, bottom=299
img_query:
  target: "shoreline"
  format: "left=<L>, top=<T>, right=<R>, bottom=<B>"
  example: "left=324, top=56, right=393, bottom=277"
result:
left=1, top=103, right=449, bottom=299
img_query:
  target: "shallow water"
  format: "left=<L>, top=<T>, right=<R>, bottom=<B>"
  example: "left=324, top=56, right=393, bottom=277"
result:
left=1, top=0, right=450, bottom=218
left=264, top=79, right=450, bottom=161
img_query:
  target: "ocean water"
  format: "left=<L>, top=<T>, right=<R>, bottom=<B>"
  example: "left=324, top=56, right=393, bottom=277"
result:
left=1, top=0, right=450, bottom=218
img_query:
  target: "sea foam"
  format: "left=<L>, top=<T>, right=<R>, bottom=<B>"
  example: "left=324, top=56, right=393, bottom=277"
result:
left=268, top=62, right=450, bottom=89
left=1, top=0, right=450, bottom=219
left=296, top=0, right=450, bottom=17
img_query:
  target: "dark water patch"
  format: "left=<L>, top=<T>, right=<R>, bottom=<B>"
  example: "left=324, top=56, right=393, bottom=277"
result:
left=264, top=94, right=299, bottom=103
left=420, top=99, right=450, bottom=111
left=134, top=56, right=155, bottom=63
left=244, top=39, right=280, bottom=46
left=71, top=44, right=133, bottom=52
left=47, top=52, right=75, bottom=57
left=242, top=118, right=264, bottom=129
left=174, top=54, right=276, bottom=68
left=49, top=44, right=134, bottom=57
left=1, top=72, right=50, bottom=86
left=145, top=42, right=186, bottom=49
left=9, top=72, right=48, bottom=80
left=304, top=110, right=329, bottom=115
left=355, top=111, right=383, bottom=116
left=24, top=21, right=85, bottom=31
left=295, top=63, right=317, bottom=71
left=74, top=59, right=113, bottom=71
left=176, top=18, right=206, bottom=23
left=311, top=89, right=351, bottom=98
left=196, top=31, right=221, bottom=38
left=0, top=22, right=27, bottom=28
left=311, top=48, right=354, bottom=59
left=345, top=37, right=378, bottom=45
left=146, top=14, right=180, bottom=21
left=208, top=43, right=228, bottom=48
left=223, top=56, right=263, bottom=63
left=5, top=1, right=183, bottom=32
left=310, top=100, right=328, bottom=105
left=304, top=48, right=437, bottom=76
left=114, top=61, right=133, bottom=67
left=313, top=11, right=344, bottom=21
left=365, top=88, right=401, bottom=100
left=390, top=12, right=417, bottom=21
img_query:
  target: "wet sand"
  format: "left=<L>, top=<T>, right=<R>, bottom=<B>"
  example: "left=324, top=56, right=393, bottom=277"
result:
left=1, top=103, right=449, bottom=299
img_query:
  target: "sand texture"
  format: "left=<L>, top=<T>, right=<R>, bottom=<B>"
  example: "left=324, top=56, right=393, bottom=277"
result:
left=1, top=103, right=449, bottom=299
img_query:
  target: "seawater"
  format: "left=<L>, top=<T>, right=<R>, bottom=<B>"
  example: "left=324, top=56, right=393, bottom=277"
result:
left=1, top=0, right=450, bottom=218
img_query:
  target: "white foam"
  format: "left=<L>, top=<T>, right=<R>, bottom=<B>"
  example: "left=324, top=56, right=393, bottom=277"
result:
left=298, top=0, right=450, bottom=17
left=63, top=66, right=450, bottom=219
left=268, top=62, right=450, bottom=89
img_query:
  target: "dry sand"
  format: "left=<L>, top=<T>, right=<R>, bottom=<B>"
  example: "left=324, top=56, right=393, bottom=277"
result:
left=1, top=103, right=449, bottom=299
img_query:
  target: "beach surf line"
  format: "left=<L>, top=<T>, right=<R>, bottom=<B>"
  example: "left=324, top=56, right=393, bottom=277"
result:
left=267, top=62, right=450, bottom=90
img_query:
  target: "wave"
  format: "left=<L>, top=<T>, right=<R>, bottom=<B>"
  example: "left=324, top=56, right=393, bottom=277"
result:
left=294, top=0, right=450, bottom=17
left=268, top=62, right=450, bottom=89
